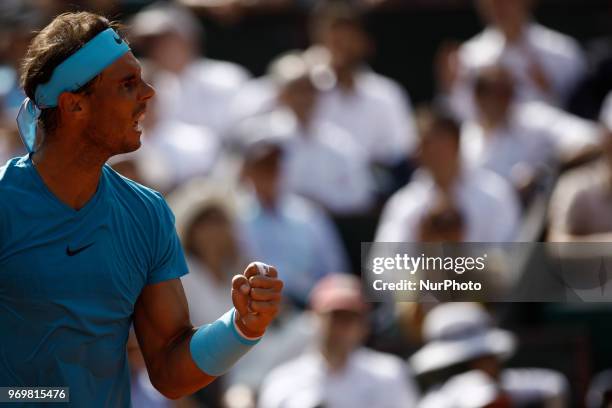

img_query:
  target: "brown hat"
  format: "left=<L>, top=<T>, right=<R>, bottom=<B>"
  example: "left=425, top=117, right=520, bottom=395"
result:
left=309, top=274, right=369, bottom=313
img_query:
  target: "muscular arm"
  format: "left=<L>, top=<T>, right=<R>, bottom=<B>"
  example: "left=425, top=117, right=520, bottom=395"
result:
left=133, top=278, right=214, bottom=399
left=133, top=263, right=282, bottom=399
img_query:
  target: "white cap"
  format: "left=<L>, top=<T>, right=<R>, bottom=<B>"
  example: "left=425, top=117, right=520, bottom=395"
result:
left=410, top=303, right=516, bottom=375
left=130, top=3, right=202, bottom=42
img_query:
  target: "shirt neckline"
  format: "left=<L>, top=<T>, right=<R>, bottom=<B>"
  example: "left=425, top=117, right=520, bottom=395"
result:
left=24, top=153, right=106, bottom=217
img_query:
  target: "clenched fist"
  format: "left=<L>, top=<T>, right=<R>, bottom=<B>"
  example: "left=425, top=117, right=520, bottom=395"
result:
left=231, top=262, right=283, bottom=338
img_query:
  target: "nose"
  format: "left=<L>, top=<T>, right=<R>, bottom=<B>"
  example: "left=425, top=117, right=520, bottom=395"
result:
left=139, top=80, right=155, bottom=101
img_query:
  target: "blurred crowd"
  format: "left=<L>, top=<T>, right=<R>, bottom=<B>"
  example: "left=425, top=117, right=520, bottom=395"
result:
left=3, top=0, right=612, bottom=407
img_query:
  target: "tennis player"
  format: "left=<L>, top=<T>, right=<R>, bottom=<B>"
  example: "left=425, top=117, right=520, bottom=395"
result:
left=0, top=12, right=282, bottom=406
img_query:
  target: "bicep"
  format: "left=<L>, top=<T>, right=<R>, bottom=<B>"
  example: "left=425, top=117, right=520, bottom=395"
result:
left=133, top=278, right=193, bottom=368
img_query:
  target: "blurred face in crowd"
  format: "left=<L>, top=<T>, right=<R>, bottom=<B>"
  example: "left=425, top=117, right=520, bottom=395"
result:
left=469, top=355, right=503, bottom=379
left=318, top=309, right=368, bottom=361
left=419, top=197, right=464, bottom=242
left=320, top=21, right=371, bottom=72
left=187, top=207, right=238, bottom=274
left=278, top=77, right=317, bottom=124
left=474, top=67, right=514, bottom=127
left=477, top=0, right=531, bottom=40
left=418, top=124, right=461, bottom=187
left=146, top=31, right=194, bottom=74
left=242, top=147, right=283, bottom=208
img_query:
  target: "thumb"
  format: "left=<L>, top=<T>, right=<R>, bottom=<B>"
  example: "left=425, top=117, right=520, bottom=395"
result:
left=231, top=275, right=250, bottom=318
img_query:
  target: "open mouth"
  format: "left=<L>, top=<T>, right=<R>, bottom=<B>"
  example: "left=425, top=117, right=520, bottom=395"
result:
left=133, top=111, right=146, bottom=132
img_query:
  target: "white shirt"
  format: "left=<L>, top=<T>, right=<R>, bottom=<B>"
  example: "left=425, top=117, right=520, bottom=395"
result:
left=144, top=120, right=220, bottom=189
left=314, top=70, right=417, bottom=164
left=152, top=58, right=251, bottom=135
left=460, top=117, right=556, bottom=183
left=375, top=168, right=520, bottom=242
left=516, top=101, right=602, bottom=160
left=599, top=90, right=612, bottom=130
left=418, top=368, right=568, bottom=408
left=228, top=76, right=277, bottom=123
left=238, top=194, right=349, bottom=304
left=281, top=113, right=375, bottom=214
left=258, top=348, right=419, bottom=408
left=450, top=23, right=586, bottom=120
left=227, top=311, right=316, bottom=390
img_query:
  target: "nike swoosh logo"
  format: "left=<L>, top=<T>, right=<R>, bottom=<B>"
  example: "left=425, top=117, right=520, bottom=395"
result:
left=113, top=35, right=122, bottom=45
left=66, top=243, right=94, bottom=257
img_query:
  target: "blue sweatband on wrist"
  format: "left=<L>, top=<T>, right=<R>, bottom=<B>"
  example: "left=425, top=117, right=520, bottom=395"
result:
left=189, top=308, right=261, bottom=376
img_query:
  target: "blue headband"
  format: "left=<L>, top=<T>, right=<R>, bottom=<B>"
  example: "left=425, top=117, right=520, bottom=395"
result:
left=16, top=28, right=130, bottom=153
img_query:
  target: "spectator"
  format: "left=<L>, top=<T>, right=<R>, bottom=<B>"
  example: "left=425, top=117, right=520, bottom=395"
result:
left=130, top=75, right=221, bottom=193
left=267, top=51, right=375, bottom=214
left=235, top=118, right=350, bottom=305
left=440, top=0, right=586, bottom=120
left=412, top=303, right=569, bottom=408
left=258, top=274, right=419, bottom=408
left=462, top=65, right=556, bottom=201
left=168, top=179, right=244, bottom=326
left=167, top=180, right=247, bottom=408
left=309, top=1, right=418, bottom=167
left=130, top=3, right=251, bottom=136
left=376, top=107, right=520, bottom=243
left=225, top=303, right=317, bottom=404
left=418, top=369, right=513, bottom=408
left=127, top=330, right=173, bottom=408
left=548, top=130, right=612, bottom=242
left=586, top=370, right=612, bottom=408
left=418, top=196, right=465, bottom=242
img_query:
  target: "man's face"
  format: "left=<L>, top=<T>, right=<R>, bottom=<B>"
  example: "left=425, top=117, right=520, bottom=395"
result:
left=321, top=23, right=371, bottom=71
left=278, top=77, right=317, bottom=119
left=148, top=31, right=193, bottom=73
left=82, top=52, right=155, bottom=156
left=477, top=0, right=529, bottom=34
left=319, top=309, right=367, bottom=356
left=474, top=69, right=513, bottom=125
left=190, top=208, right=238, bottom=264
left=418, top=128, right=459, bottom=176
left=243, top=148, right=283, bottom=204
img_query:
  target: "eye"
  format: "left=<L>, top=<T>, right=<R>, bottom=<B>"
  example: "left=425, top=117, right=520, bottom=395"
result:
left=122, top=79, right=137, bottom=90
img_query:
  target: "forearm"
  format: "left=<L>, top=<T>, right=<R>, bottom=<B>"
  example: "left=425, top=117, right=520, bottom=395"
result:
left=139, top=326, right=216, bottom=399
left=134, top=264, right=281, bottom=399
left=142, top=309, right=260, bottom=399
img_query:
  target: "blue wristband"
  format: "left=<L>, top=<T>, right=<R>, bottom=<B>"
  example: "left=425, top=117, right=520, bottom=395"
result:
left=189, top=308, right=261, bottom=376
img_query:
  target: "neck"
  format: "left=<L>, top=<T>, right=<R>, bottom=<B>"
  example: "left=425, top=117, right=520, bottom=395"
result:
left=320, top=345, right=350, bottom=372
left=432, top=167, right=459, bottom=192
left=295, top=110, right=312, bottom=131
left=255, top=191, right=278, bottom=212
left=32, top=135, right=108, bottom=210
left=335, top=67, right=355, bottom=91
left=500, top=22, right=525, bottom=44
left=480, top=115, right=506, bottom=133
